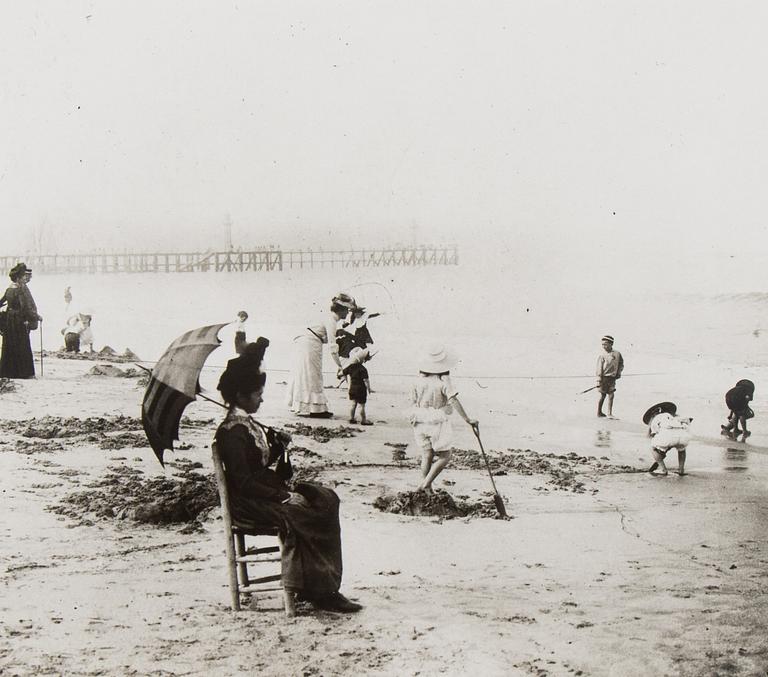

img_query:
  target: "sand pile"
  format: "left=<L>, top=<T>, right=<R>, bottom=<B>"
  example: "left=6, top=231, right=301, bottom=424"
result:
left=374, top=489, right=502, bottom=520
left=285, top=423, right=360, bottom=443
left=49, top=461, right=218, bottom=530
left=87, top=364, right=141, bottom=378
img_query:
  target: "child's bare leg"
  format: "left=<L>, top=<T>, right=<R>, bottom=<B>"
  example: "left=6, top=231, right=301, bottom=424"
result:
left=349, top=403, right=357, bottom=423
left=651, top=449, right=668, bottom=475
left=420, top=448, right=434, bottom=486
left=677, top=448, right=687, bottom=475
left=421, top=450, right=452, bottom=491
left=359, top=403, right=368, bottom=423
left=738, top=415, right=749, bottom=438
left=606, top=392, right=615, bottom=417
left=597, top=392, right=607, bottom=417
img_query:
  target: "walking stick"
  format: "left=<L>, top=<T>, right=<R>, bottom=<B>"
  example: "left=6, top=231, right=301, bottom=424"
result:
left=580, top=385, right=597, bottom=394
left=39, top=319, right=43, bottom=378
left=471, top=423, right=508, bottom=518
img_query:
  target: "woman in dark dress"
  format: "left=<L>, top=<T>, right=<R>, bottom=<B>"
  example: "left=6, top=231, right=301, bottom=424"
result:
left=214, top=339, right=362, bottom=613
left=0, top=263, right=41, bottom=379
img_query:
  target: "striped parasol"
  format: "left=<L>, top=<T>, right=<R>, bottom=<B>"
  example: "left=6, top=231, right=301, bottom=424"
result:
left=141, top=323, right=228, bottom=466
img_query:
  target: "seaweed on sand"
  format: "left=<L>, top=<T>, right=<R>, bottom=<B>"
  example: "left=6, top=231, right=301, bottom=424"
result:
left=449, top=447, right=641, bottom=494
left=285, top=423, right=360, bottom=444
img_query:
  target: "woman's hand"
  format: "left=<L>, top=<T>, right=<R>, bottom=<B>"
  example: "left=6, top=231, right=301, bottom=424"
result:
left=284, top=492, right=310, bottom=508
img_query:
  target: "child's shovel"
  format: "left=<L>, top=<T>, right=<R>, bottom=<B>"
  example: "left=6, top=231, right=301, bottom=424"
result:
left=471, top=423, right=508, bottom=518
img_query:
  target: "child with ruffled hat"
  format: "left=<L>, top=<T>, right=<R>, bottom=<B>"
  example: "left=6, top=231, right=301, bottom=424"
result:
left=644, top=401, right=693, bottom=476
left=410, top=345, right=477, bottom=492
left=342, top=346, right=372, bottom=425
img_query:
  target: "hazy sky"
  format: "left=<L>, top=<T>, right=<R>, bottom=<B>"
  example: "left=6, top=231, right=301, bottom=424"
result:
left=2, top=2, right=768, bottom=271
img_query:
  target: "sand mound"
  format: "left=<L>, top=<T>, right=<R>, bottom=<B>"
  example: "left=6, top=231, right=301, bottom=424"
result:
left=87, top=364, right=140, bottom=378
left=49, top=462, right=218, bottom=529
left=374, top=489, right=503, bottom=520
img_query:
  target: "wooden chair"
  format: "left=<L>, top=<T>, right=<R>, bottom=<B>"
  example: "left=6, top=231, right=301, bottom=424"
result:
left=211, top=442, right=295, bottom=616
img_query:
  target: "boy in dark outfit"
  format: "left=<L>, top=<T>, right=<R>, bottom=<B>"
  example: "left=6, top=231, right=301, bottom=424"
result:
left=342, top=347, right=372, bottom=425
left=721, top=379, right=755, bottom=441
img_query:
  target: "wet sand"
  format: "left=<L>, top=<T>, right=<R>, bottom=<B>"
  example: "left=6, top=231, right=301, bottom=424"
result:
left=1, top=357, right=768, bottom=676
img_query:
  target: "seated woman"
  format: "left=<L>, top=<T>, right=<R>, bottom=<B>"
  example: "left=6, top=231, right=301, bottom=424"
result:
left=214, top=339, right=362, bottom=614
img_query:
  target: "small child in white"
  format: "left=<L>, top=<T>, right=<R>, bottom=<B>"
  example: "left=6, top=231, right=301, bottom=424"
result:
left=643, top=401, right=693, bottom=476
left=234, top=310, right=248, bottom=354
left=409, top=345, right=477, bottom=492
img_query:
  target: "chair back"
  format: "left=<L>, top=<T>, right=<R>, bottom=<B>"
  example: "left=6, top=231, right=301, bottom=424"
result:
left=211, top=442, right=235, bottom=534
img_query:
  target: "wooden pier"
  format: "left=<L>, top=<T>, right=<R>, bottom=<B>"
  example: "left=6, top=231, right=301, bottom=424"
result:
left=0, top=245, right=458, bottom=275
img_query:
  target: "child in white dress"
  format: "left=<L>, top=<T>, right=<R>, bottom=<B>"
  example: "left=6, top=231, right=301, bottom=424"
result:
left=643, top=401, right=693, bottom=476
left=410, top=345, right=477, bottom=492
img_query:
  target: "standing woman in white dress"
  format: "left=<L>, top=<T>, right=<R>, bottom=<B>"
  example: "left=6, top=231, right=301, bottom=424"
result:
left=287, top=293, right=355, bottom=418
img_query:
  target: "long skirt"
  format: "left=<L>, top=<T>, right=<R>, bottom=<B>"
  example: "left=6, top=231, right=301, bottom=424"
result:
left=0, top=312, right=35, bottom=379
left=230, top=482, right=343, bottom=595
left=286, top=334, right=328, bottom=415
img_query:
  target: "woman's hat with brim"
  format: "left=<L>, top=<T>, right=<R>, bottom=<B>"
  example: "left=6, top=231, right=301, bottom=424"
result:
left=218, top=337, right=270, bottom=397
left=332, top=292, right=357, bottom=309
left=736, top=379, right=755, bottom=395
left=642, top=401, right=677, bottom=425
left=418, top=344, right=457, bottom=374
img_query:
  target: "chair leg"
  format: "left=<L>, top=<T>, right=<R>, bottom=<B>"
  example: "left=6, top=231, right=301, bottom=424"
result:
left=224, top=533, right=240, bottom=611
left=234, top=533, right=249, bottom=587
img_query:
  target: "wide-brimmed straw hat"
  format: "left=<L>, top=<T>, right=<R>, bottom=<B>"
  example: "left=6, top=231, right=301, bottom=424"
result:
left=418, top=344, right=457, bottom=374
left=642, top=401, right=677, bottom=425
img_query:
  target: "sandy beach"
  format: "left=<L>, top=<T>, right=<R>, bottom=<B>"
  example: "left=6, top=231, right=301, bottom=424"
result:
left=1, top=353, right=767, bottom=677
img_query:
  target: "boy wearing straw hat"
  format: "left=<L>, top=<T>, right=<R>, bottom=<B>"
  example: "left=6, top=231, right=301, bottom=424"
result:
left=342, top=346, right=373, bottom=425
left=596, top=335, right=624, bottom=418
left=409, top=345, right=477, bottom=493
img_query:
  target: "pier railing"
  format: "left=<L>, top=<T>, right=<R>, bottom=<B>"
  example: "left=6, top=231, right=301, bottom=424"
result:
left=0, top=245, right=458, bottom=275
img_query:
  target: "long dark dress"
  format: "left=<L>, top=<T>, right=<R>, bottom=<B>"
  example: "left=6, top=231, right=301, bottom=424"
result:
left=0, top=284, right=36, bottom=379
left=214, top=410, right=343, bottom=596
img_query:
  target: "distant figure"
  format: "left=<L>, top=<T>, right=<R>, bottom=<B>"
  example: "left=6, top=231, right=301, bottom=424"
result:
left=596, top=335, right=624, bottom=418
left=64, top=286, right=72, bottom=306
left=0, top=263, right=42, bottom=379
left=62, top=315, right=83, bottom=353
left=234, top=310, right=248, bottom=355
left=342, top=347, right=372, bottom=425
left=721, top=379, right=755, bottom=441
left=78, top=313, right=94, bottom=353
left=287, top=293, right=355, bottom=418
left=644, top=402, right=692, bottom=476
left=410, top=345, right=477, bottom=493
left=61, top=312, right=94, bottom=353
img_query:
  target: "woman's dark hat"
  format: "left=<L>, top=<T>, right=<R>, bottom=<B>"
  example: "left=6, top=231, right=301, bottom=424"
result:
left=332, top=292, right=357, bottom=309
left=217, top=337, right=270, bottom=397
left=642, top=401, right=677, bottom=425
left=8, top=262, right=31, bottom=280
left=736, top=379, right=755, bottom=395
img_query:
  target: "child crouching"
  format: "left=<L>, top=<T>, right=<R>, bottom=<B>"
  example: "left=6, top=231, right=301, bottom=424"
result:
left=643, top=401, right=692, bottom=476
left=409, top=345, right=477, bottom=492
